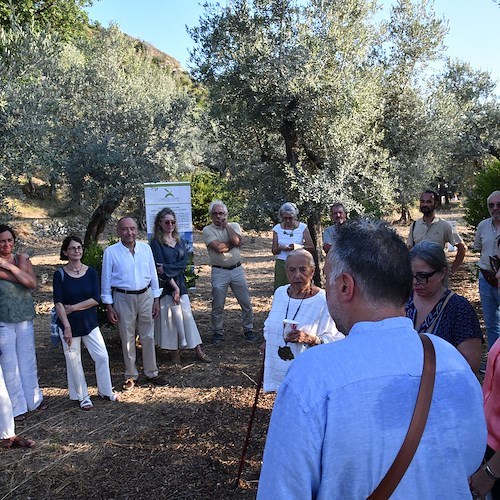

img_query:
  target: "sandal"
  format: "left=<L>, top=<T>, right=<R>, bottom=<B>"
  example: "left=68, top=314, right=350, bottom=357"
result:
left=79, top=397, right=93, bottom=411
left=2, top=435, right=35, bottom=449
left=122, top=379, right=135, bottom=391
left=14, top=413, right=27, bottom=422
left=98, top=392, right=120, bottom=402
left=35, top=402, right=48, bottom=412
left=196, top=352, right=212, bottom=363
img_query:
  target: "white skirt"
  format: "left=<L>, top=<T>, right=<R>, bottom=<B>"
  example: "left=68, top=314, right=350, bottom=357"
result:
left=154, top=294, right=202, bottom=350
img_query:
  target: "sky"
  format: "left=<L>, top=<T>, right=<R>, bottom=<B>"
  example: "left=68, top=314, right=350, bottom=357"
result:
left=85, top=0, right=500, bottom=86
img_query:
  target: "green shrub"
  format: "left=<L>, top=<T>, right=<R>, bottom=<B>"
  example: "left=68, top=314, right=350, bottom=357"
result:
left=82, top=240, right=104, bottom=278
left=464, top=160, right=500, bottom=228
left=185, top=254, right=200, bottom=290
left=82, top=237, right=118, bottom=325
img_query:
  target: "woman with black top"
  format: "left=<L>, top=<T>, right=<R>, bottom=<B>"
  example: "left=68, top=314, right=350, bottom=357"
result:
left=53, top=236, right=118, bottom=410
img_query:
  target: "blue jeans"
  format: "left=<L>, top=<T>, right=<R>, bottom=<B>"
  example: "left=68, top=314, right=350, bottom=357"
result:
left=479, top=274, right=500, bottom=350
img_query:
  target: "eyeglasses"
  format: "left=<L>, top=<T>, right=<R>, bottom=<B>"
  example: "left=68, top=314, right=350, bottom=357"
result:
left=67, top=246, right=83, bottom=252
left=212, top=212, right=226, bottom=216
left=488, top=202, right=500, bottom=209
left=161, top=220, right=176, bottom=225
left=412, top=270, right=440, bottom=284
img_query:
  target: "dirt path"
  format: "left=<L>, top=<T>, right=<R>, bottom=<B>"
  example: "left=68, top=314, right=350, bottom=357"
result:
left=0, top=203, right=484, bottom=499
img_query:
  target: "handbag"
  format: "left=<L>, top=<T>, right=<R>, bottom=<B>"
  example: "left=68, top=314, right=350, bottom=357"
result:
left=367, top=333, right=436, bottom=499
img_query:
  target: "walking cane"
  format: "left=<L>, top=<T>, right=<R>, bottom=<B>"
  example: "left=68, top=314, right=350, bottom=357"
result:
left=235, top=352, right=265, bottom=488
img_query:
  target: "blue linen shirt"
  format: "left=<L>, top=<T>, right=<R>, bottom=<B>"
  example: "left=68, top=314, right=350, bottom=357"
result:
left=257, top=317, right=486, bottom=499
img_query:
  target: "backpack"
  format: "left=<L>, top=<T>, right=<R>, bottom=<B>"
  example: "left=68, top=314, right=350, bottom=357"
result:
left=50, top=268, right=64, bottom=347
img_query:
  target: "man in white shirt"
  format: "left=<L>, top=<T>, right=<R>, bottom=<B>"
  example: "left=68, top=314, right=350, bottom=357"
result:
left=101, top=217, right=165, bottom=390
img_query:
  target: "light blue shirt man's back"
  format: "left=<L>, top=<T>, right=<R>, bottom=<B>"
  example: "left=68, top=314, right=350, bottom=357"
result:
left=258, top=317, right=486, bottom=499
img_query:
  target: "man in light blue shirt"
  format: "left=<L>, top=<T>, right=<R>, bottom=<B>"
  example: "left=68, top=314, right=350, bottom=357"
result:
left=258, top=218, right=486, bottom=499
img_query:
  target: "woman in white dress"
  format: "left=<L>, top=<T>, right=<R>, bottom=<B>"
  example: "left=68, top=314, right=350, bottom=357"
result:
left=262, top=249, right=344, bottom=392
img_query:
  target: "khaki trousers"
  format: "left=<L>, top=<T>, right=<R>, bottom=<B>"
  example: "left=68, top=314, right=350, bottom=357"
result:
left=113, top=290, right=158, bottom=380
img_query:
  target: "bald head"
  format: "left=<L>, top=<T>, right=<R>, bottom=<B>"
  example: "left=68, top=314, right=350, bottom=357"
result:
left=117, top=217, right=138, bottom=248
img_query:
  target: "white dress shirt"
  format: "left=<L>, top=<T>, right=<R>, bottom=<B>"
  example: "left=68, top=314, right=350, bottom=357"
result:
left=101, top=241, right=161, bottom=304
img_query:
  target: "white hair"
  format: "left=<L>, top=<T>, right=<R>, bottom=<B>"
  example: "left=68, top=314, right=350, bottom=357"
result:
left=278, top=202, right=299, bottom=221
left=209, top=200, right=228, bottom=215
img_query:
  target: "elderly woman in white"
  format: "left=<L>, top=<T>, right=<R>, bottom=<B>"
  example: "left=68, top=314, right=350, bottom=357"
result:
left=262, top=249, right=344, bottom=392
left=271, top=202, right=314, bottom=290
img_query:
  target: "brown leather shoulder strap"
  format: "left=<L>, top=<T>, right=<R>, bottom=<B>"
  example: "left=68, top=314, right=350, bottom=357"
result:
left=368, top=333, right=436, bottom=499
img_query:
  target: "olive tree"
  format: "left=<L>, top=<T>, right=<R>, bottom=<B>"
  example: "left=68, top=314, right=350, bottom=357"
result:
left=47, top=26, right=204, bottom=243
left=190, top=0, right=389, bottom=279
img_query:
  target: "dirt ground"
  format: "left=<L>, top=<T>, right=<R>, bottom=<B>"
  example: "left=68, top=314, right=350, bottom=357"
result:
left=0, top=202, right=485, bottom=500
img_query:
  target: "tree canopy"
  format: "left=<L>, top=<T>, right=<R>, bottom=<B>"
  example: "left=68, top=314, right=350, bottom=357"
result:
left=190, top=0, right=500, bottom=228
left=0, top=0, right=92, bottom=42
left=0, top=23, right=204, bottom=240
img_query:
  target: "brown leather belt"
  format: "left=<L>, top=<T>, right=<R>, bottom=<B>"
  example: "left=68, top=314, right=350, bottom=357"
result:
left=212, top=262, right=241, bottom=270
left=112, top=284, right=151, bottom=295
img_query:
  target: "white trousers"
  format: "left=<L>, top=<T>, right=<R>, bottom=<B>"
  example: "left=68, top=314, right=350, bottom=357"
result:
left=0, top=362, right=15, bottom=439
left=59, top=327, right=114, bottom=401
left=0, top=320, right=43, bottom=417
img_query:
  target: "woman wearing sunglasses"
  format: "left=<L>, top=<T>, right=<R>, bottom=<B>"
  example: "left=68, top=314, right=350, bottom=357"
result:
left=405, top=240, right=482, bottom=373
left=150, top=208, right=210, bottom=364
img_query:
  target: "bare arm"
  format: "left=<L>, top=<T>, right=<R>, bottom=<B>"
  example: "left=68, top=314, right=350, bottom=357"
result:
left=0, top=254, right=37, bottom=289
left=456, top=337, right=482, bottom=374
left=106, top=304, right=119, bottom=325
left=208, top=240, right=232, bottom=253
left=208, top=222, right=242, bottom=253
left=64, top=298, right=99, bottom=315
left=152, top=297, right=160, bottom=319
left=450, top=242, right=466, bottom=275
left=55, top=302, right=73, bottom=346
left=470, top=444, right=500, bottom=497
left=224, top=221, right=242, bottom=247
left=169, top=278, right=180, bottom=304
